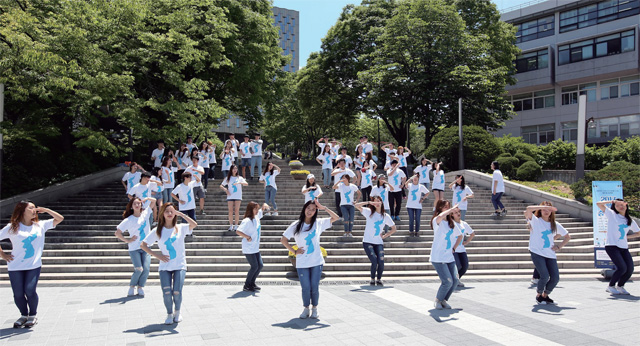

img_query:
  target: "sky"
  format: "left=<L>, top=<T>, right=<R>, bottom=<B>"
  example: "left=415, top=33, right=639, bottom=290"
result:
left=273, top=0, right=536, bottom=68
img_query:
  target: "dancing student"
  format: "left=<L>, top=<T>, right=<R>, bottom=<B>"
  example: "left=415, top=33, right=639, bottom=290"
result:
left=161, top=155, right=180, bottom=204
left=404, top=173, right=429, bottom=237
left=381, top=143, right=397, bottom=170
left=333, top=175, right=361, bottom=237
left=280, top=200, right=339, bottom=319
left=220, top=141, right=235, bottom=178
left=185, top=136, right=196, bottom=153
left=448, top=175, right=474, bottom=221
left=207, top=141, right=217, bottom=180
left=220, top=165, right=248, bottom=231
left=224, top=133, right=240, bottom=165
left=329, top=139, right=341, bottom=166
left=386, top=159, right=406, bottom=221
left=115, top=196, right=156, bottom=297
left=171, top=172, right=198, bottom=224
left=431, top=162, right=445, bottom=211
left=360, top=135, right=374, bottom=155
left=150, top=168, right=165, bottom=218
left=371, top=174, right=393, bottom=213
left=430, top=201, right=463, bottom=310
left=336, top=147, right=353, bottom=169
left=302, top=174, right=323, bottom=203
left=186, top=155, right=206, bottom=216
left=122, top=162, right=144, bottom=193
left=354, top=145, right=364, bottom=186
left=176, top=144, right=190, bottom=183
left=597, top=199, right=640, bottom=295
left=316, top=144, right=333, bottom=188
left=364, top=152, right=377, bottom=171
left=359, top=162, right=375, bottom=202
left=491, top=161, right=506, bottom=217
left=396, top=146, right=411, bottom=180
left=128, top=172, right=157, bottom=224
left=452, top=213, right=475, bottom=287
left=141, top=203, right=197, bottom=324
left=413, top=157, right=432, bottom=191
left=331, top=158, right=356, bottom=218
left=151, top=140, right=165, bottom=168
left=0, top=201, right=64, bottom=328
left=236, top=202, right=270, bottom=292
left=259, top=162, right=281, bottom=216
left=525, top=202, right=571, bottom=305
left=250, top=133, right=263, bottom=180
left=199, top=141, right=211, bottom=191
left=355, top=197, right=396, bottom=286
left=239, top=135, right=252, bottom=179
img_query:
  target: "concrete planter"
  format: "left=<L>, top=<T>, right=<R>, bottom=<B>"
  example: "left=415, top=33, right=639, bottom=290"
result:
left=291, top=173, right=307, bottom=180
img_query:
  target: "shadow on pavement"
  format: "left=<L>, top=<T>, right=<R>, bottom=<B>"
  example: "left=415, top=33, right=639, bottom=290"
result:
left=123, top=323, right=178, bottom=337
left=350, top=285, right=394, bottom=293
left=272, top=318, right=330, bottom=331
left=607, top=295, right=640, bottom=301
left=531, top=304, right=577, bottom=315
left=227, top=290, right=257, bottom=299
left=100, top=295, right=144, bottom=305
left=0, top=327, right=33, bottom=340
left=429, top=308, right=462, bottom=322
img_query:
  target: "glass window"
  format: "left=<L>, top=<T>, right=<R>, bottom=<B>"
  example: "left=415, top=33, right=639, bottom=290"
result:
left=514, top=49, right=549, bottom=73
left=515, top=15, right=554, bottom=43
left=562, top=121, right=578, bottom=142
left=558, top=30, right=636, bottom=65
left=226, top=118, right=230, bottom=127
left=236, top=118, right=240, bottom=128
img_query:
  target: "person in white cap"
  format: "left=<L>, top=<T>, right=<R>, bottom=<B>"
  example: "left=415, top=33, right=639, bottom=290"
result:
left=302, top=174, right=323, bottom=203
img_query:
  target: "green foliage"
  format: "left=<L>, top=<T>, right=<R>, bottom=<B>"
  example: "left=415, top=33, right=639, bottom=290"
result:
left=495, top=134, right=539, bottom=158
left=498, top=153, right=512, bottom=158
left=514, top=152, right=535, bottom=164
left=496, top=156, right=519, bottom=179
left=537, top=139, right=576, bottom=169
left=425, top=125, right=501, bottom=171
left=516, top=161, right=542, bottom=181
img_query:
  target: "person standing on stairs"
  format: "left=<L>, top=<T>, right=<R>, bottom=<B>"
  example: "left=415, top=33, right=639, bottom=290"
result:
left=239, top=135, right=252, bottom=179
left=185, top=155, right=206, bottom=216
left=525, top=201, right=571, bottom=305
left=491, top=161, right=507, bottom=217
left=115, top=196, right=156, bottom=297
left=413, top=157, right=432, bottom=192
left=396, top=146, right=411, bottom=199
left=452, top=213, right=475, bottom=288
left=141, top=203, right=197, bottom=325
left=371, top=174, right=393, bottom=214
left=236, top=202, right=270, bottom=292
left=121, top=162, right=144, bottom=194
left=335, top=147, right=353, bottom=169
left=430, top=201, right=463, bottom=310
left=355, top=197, right=397, bottom=286
left=220, top=165, right=248, bottom=231
left=333, top=174, right=361, bottom=237
left=302, top=174, right=323, bottom=203
left=220, top=141, right=235, bottom=179
left=331, top=158, right=356, bottom=219
left=128, top=172, right=158, bottom=225
left=354, top=145, right=365, bottom=188
left=381, top=143, right=397, bottom=170
left=198, top=141, right=211, bottom=192
left=207, top=141, right=217, bottom=181
left=150, top=168, right=165, bottom=221
left=404, top=173, right=429, bottom=237
left=224, top=133, right=240, bottom=166
left=316, top=144, right=333, bottom=188
left=386, top=160, right=406, bottom=221
left=359, top=161, right=375, bottom=202
left=448, top=175, right=474, bottom=221
left=0, top=201, right=64, bottom=328
left=171, top=171, right=198, bottom=225
left=151, top=140, right=165, bottom=168
left=597, top=199, right=640, bottom=295
left=260, top=162, right=281, bottom=216
left=176, top=144, right=191, bottom=184
left=250, top=133, right=263, bottom=181
left=280, top=200, right=340, bottom=320
left=431, top=162, right=445, bottom=212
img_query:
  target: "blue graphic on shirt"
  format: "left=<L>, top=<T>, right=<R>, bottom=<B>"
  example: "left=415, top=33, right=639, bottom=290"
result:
left=225, top=156, right=231, bottom=167
left=455, top=189, right=463, bottom=203
left=138, top=220, right=147, bottom=241
left=411, top=187, right=419, bottom=201
left=304, top=228, right=317, bottom=255
left=365, top=174, right=371, bottom=185
left=445, top=228, right=454, bottom=249
left=308, top=189, right=316, bottom=200
left=128, top=176, right=135, bottom=189
left=400, top=157, right=406, bottom=166
left=141, top=188, right=148, bottom=198
left=374, top=219, right=384, bottom=236
left=421, top=169, right=428, bottom=179
left=256, top=224, right=261, bottom=241
left=232, top=184, right=238, bottom=193
left=393, top=174, right=400, bottom=186
left=164, top=233, right=178, bottom=260
left=253, top=143, right=260, bottom=152
left=169, top=172, right=174, bottom=184
left=265, top=175, right=272, bottom=186
left=440, top=174, right=444, bottom=184
left=243, top=146, right=249, bottom=154
left=618, top=224, right=627, bottom=240
left=344, top=189, right=353, bottom=204
left=22, top=233, right=38, bottom=260
left=186, top=189, right=192, bottom=203
left=380, top=190, right=386, bottom=202
left=541, top=230, right=552, bottom=248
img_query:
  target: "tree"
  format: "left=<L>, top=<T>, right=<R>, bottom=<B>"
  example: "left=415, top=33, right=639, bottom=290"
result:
left=425, top=125, right=501, bottom=171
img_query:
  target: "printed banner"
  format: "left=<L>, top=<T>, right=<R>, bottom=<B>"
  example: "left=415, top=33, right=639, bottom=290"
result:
left=592, top=181, right=623, bottom=268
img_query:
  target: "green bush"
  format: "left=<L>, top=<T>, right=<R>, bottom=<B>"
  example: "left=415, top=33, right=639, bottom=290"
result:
left=537, top=139, right=576, bottom=169
left=209, top=136, right=225, bottom=156
left=425, top=125, right=501, bottom=171
left=496, top=156, right=520, bottom=179
left=516, top=161, right=543, bottom=181
left=514, top=152, right=535, bottom=163
left=498, top=153, right=512, bottom=158
left=266, top=143, right=275, bottom=151
left=496, top=134, right=539, bottom=158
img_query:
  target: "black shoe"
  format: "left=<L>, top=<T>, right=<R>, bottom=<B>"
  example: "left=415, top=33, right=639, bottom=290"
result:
left=243, top=285, right=255, bottom=292
left=536, top=295, right=546, bottom=305
left=252, top=284, right=261, bottom=291
left=501, top=209, right=508, bottom=216
left=544, top=296, right=555, bottom=305
left=376, top=280, right=384, bottom=287
left=370, top=280, right=376, bottom=286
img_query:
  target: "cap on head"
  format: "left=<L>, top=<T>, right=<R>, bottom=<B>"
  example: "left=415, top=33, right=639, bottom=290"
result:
left=307, top=174, right=315, bottom=180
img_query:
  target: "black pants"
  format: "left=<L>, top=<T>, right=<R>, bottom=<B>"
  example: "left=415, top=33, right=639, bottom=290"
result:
left=389, top=191, right=402, bottom=217
left=335, top=192, right=342, bottom=217
left=605, top=245, right=634, bottom=287
left=399, top=167, right=408, bottom=197
left=361, top=186, right=372, bottom=202
left=209, top=163, right=216, bottom=179
left=244, top=252, right=263, bottom=287
left=453, top=252, right=469, bottom=278
left=363, top=243, right=385, bottom=280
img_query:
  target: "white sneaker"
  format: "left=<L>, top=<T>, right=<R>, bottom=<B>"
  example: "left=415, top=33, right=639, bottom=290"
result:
left=173, top=310, right=183, bottom=323
left=441, top=300, right=452, bottom=309
left=299, top=307, right=310, bottom=319
left=127, top=287, right=135, bottom=296
left=204, top=188, right=207, bottom=192
left=233, top=225, right=238, bottom=231
left=310, top=308, right=319, bottom=319
left=457, top=281, right=465, bottom=287
left=164, top=313, right=174, bottom=325
left=273, top=212, right=279, bottom=216
left=265, top=212, right=271, bottom=216
left=228, top=225, right=233, bottom=231
left=616, top=286, right=630, bottom=295
left=434, top=299, right=443, bottom=310
left=531, top=278, right=539, bottom=285
left=606, top=286, right=621, bottom=295
left=137, top=287, right=145, bottom=296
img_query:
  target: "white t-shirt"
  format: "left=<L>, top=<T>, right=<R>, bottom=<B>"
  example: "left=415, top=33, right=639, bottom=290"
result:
left=361, top=142, right=373, bottom=154
left=186, top=165, right=205, bottom=188
left=122, top=171, right=141, bottom=192
left=528, top=214, right=568, bottom=259
left=302, top=185, right=323, bottom=203
left=333, top=168, right=356, bottom=183
left=604, top=207, right=640, bottom=249
left=178, top=151, right=191, bottom=168
left=360, top=169, right=375, bottom=189
left=454, top=221, right=474, bottom=253
left=207, top=148, right=216, bottom=164
left=222, top=176, right=246, bottom=200
left=221, top=153, right=234, bottom=171
left=239, top=142, right=252, bottom=159
left=162, top=166, right=176, bottom=189
left=371, top=185, right=391, bottom=210
left=0, top=219, right=55, bottom=271
left=354, top=155, right=364, bottom=169
left=260, top=170, right=280, bottom=190
left=492, top=170, right=505, bottom=193
left=338, top=183, right=358, bottom=206
left=238, top=210, right=264, bottom=254
left=387, top=168, right=406, bottom=192
left=336, top=154, right=353, bottom=168
left=172, top=181, right=197, bottom=210
left=149, top=176, right=164, bottom=195
left=128, top=183, right=152, bottom=208
left=414, top=165, right=432, bottom=184
left=152, top=148, right=165, bottom=168
left=430, top=218, right=462, bottom=263
left=143, top=224, right=192, bottom=271
left=361, top=208, right=395, bottom=245
left=199, top=150, right=209, bottom=166
left=117, top=206, right=152, bottom=251
left=384, top=148, right=397, bottom=167
left=282, top=218, right=332, bottom=268
left=432, top=170, right=445, bottom=190
left=406, top=183, right=429, bottom=209
left=397, top=152, right=409, bottom=168
left=251, top=139, right=263, bottom=156
left=317, top=152, right=332, bottom=170
left=330, top=144, right=340, bottom=160
left=186, top=143, right=197, bottom=153
left=225, top=139, right=239, bottom=158
left=451, top=185, right=474, bottom=210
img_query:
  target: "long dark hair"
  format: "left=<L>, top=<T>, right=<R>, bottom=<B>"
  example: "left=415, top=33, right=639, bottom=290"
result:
left=10, top=200, right=37, bottom=234
left=431, top=199, right=451, bottom=230
left=226, top=164, right=238, bottom=182
left=243, top=201, right=259, bottom=220
left=293, top=201, right=319, bottom=236
left=157, top=203, right=177, bottom=237
left=454, top=174, right=466, bottom=189
left=365, top=152, right=373, bottom=162
left=534, top=201, right=557, bottom=233
left=162, top=156, right=171, bottom=168
left=367, top=196, right=385, bottom=217
left=306, top=177, right=316, bottom=188
left=262, top=161, right=275, bottom=175
left=611, top=199, right=632, bottom=226
left=129, top=162, right=138, bottom=172
left=123, top=197, right=143, bottom=219
left=322, top=144, right=331, bottom=155
left=376, top=177, right=387, bottom=188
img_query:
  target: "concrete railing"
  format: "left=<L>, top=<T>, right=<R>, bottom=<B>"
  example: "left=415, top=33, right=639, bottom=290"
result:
left=1, top=166, right=128, bottom=218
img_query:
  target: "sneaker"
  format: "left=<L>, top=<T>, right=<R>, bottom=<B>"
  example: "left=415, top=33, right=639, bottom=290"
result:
left=457, top=281, right=465, bottom=288
left=204, top=188, right=208, bottom=193
left=441, top=300, right=452, bottom=309
left=434, top=299, right=444, bottom=310
left=13, top=316, right=28, bottom=328
left=164, top=313, right=174, bottom=325
left=501, top=209, right=508, bottom=216
left=243, top=285, right=255, bottom=292
left=228, top=225, right=234, bottom=231
left=348, top=233, right=354, bottom=238
left=544, top=296, right=555, bottom=305
left=310, top=308, right=319, bottom=319
left=606, top=286, right=621, bottom=295
left=531, top=278, right=539, bottom=285
left=23, top=316, right=37, bottom=328
left=200, top=210, right=206, bottom=215
left=265, top=212, right=271, bottom=216
left=343, top=232, right=348, bottom=237
left=137, top=287, right=145, bottom=297
left=173, top=310, right=182, bottom=323
left=536, top=295, right=546, bottom=305
left=299, top=307, right=310, bottom=319
left=127, top=287, right=135, bottom=296
left=273, top=212, right=279, bottom=216
left=396, top=217, right=401, bottom=221
left=376, top=280, right=384, bottom=287
left=370, top=280, right=376, bottom=286
left=616, top=286, right=630, bottom=295
left=233, top=225, right=238, bottom=231
left=252, top=284, right=261, bottom=291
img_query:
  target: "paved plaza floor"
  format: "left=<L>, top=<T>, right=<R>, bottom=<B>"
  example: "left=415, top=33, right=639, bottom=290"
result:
left=0, top=278, right=638, bottom=346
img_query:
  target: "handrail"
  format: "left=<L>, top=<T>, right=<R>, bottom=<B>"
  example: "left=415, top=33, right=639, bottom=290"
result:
left=500, top=0, right=548, bottom=14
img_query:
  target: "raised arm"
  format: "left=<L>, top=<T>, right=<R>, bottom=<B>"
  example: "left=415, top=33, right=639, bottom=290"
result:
left=354, top=201, right=370, bottom=212
left=435, top=204, right=459, bottom=225
left=36, top=207, right=64, bottom=226
left=175, top=210, right=198, bottom=230
left=315, top=200, right=340, bottom=224
left=523, top=205, right=557, bottom=220
left=596, top=200, right=610, bottom=212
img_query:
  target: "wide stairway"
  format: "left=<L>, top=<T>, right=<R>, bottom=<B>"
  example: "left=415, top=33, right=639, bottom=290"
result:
left=2, top=158, right=637, bottom=282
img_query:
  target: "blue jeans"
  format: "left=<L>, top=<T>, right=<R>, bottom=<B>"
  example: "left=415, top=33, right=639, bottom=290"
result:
left=530, top=251, right=559, bottom=294
left=407, top=208, right=422, bottom=233
left=8, top=267, right=41, bottom=316
left=202, top=168, right=210, bottom=189
left=265, top=186, right=278, bottom=210
left=162, top=188, right=173, bottom=204
left=296, top=265, right=323, bottom=307
left=432, top=261, right=458, bottom=301
left=245, top=252, right=264, bottom=287
left=453, top=252, right=469, bottom=278
left=159, top=270, right=186, bottom=314
left=491, top=192, right=505, bottom=211
left=341, top=205, right=355, bottom=233
left=129, top=249, right=151, bottom=287
left=363, top=243, right=385, bottom=280
left=605, top=246, right=634, bottom=287
left=322, top=168, right=332, bottom=186
left=460, top=209, right=467, bottom=221
left=250, top=155, right=263, bottom=178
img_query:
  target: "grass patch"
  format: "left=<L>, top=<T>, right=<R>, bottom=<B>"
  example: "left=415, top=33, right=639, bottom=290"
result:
left=512, top=180, right=575, bottom=200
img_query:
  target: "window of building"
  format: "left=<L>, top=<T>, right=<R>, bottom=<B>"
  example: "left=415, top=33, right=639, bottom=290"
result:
left=558, top=30, right=635, bottom=65
left=620, top=75, right=640, bottom=97
left=236, top=118, right=240, bottom=128
left=588, top=115, right=640, bottom=138
left=559, top=0, right=640, bottom=33
left=515, top=15, right=554, bottom=43
left=562, top=122, right=578, bottom=143
left=226, top=118, right=230, bottom=127
left=511, top=89, right=555, bottom=111
left=522, top=124, right=555, bottom=144
left=600, top=78, right=619, bottom=99
left=561, top=82, right=597, bottom=105
left=515, top=49, right=549, bottom=73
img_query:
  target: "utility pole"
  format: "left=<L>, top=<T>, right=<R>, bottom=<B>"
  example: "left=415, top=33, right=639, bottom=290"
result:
left=458, top=98, right=464, bottom=170
left=576, top=94, right=587, bottom=179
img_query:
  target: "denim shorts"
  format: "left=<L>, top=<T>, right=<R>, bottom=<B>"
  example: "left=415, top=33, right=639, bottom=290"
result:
left=241, top=158, right=251, bottom=167
left=227, top=198, right=241, bottom=202
left=193, top=186, right=205, bottom=199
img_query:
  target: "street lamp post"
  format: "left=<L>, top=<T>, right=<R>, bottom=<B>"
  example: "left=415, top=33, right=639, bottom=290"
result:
left=458, top=98, right=464, bottom=170
left=576, top=94, right=587, bottom=180
left=377, top=116, right=382, bottom=159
